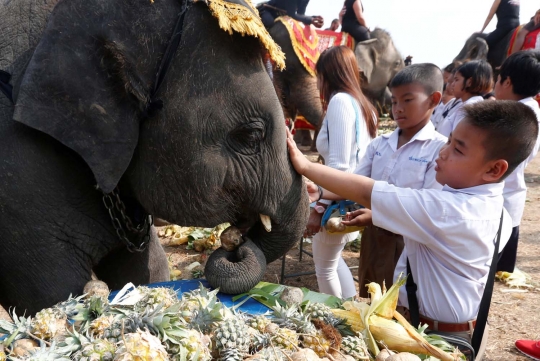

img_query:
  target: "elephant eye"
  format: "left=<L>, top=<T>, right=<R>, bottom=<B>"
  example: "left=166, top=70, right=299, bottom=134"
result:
left=227, top=120, right=266, bottom=155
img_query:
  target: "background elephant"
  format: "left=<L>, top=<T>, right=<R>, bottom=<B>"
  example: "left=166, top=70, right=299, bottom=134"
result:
left=453, top=31, right=512, bottom=70
left=0, top=0, right=309, bottom=314
left=269, top=21, right=324, bottom=148
left=355, top=29, right=404, bottom=114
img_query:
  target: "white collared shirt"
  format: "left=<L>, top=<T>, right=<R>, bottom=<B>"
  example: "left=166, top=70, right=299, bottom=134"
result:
left=431, top=98, right=457, bottom=129
left=355, top=122, right=447, bottom=190
left=437, top=96, right=483, bottom=137
left=371, top=182, right=512, bottom=323
left=503, top=97, right=540, bottom=227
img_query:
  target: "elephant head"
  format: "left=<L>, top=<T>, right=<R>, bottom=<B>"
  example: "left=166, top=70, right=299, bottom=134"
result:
left=453, top=33, right=489, bottom=66
left=269, top=21, right=324, bottom=128
left=11, top=0, right=309, bottom=296
left=355, top=28, right=404, bottom=106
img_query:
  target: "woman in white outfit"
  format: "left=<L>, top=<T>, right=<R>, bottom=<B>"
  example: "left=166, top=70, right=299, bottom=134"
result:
left=305, top=46, right=378, bottom=298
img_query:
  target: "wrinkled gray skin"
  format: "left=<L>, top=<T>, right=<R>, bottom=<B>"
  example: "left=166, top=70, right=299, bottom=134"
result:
left=0, top=0, right=309, bottom=314
left=355, top=29, right=404, bottom=112
left=269, top=21, right=323, bottom=148
left=453, top=31, right=512, bottom=70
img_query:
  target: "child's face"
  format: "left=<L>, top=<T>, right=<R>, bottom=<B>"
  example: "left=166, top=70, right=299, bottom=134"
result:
left=443, top=70, right=451, bottom=83
left=435, top=120, right=492, bottom=188
left=494, top=74, right=512, bottom=100
left=452, top=72, right=471, bottom=99
left=391, top=83, right=437, bottom=131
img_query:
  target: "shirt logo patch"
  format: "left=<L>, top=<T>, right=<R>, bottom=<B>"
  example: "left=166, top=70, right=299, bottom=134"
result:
left=375, top=151, right=382, bottom=156
left=408, top=156, right=429, bottom=164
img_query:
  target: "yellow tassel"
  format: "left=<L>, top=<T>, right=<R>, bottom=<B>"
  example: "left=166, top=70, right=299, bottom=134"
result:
left=196, top=0, right=286, bottom=70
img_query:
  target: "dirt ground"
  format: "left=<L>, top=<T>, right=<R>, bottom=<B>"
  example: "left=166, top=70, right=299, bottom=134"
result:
left=1, top=122, right=539, bottom=360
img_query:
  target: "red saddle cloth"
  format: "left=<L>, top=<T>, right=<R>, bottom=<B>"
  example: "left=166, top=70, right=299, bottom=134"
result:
left=276, top=16, right=320, bottom=76
left=508, top=26, right=540, bottom=55
left=315, top=29, right=355, bottom=53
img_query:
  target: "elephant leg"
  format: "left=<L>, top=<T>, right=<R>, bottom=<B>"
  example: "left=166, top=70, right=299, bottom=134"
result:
left=93, top=228, right=169, bottom=290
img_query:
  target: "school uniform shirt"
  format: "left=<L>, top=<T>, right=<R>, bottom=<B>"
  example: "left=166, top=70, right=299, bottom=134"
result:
left=436, top=96, right=483, bottom=137
left=431, top=98, right=457, bottom=129
left=370, top=182, right=512, bottom=323
left=355, top=121, right=447, bottom=190
left=317, top=92, right=374, bottom=205
left=503, top=97, right=540, bottom=227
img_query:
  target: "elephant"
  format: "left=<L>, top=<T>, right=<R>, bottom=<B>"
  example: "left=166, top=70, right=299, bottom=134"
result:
left=0, top=0, right=309, bottom=314
left=355, top=28, right=404, bottom=114
left=269, top=21, right=324, bottom=149
left=453, top=31, right=512, bottom=70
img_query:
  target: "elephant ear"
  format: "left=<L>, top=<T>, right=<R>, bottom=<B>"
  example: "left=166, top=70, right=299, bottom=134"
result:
left=355, top=39, right=378, bottom=84
left=12, top=6, right=151, bottom=194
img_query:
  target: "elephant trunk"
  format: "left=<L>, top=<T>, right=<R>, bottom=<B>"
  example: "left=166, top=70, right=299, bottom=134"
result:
left=290, top=76, right=323, bottom=128
left=204, top=178, right=309, bottom=294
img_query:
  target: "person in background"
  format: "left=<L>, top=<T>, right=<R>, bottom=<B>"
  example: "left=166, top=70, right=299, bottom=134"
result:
left=431, top=82, right=456, bottom=129
left=339, top=0, right=370, bottom=43
left=404, top=55, right=413, bottom=66
left=305, top=46, right=378, bottom=299
left=259, top=0, right=324, bottom=29
left=325, top=18, right=340, bottom=31
left=480, top=0, right=521, bottom=50
left=442, top=63, right=455, bottom=83
left=435, top=67, right=462, bottom=132
left=494, top=50, right=540, bottom=274
left=510, top=9, right=540, bottom=54
left=437, top=60, right=493, bottom=137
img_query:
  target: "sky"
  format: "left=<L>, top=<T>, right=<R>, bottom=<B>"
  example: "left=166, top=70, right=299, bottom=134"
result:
left=286, top=0, right=539, bottom=68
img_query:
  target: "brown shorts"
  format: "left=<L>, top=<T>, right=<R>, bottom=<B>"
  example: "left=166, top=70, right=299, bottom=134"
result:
left=357, top=225, right=404, bottom=298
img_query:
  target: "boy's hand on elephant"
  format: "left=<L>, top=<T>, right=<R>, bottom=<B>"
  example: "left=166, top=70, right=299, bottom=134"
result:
left=305, top=209, right=323, bottom=237
left=286, top=128, right=311, bottom=175
left=341, top=208, right=373, bottom=227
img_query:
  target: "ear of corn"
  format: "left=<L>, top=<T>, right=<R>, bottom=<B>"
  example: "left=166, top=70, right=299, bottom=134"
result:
left=329, top=309, right=365, bottom=333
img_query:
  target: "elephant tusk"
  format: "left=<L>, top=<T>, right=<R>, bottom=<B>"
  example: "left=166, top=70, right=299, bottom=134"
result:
left=260, top=214, right=272, bottom=232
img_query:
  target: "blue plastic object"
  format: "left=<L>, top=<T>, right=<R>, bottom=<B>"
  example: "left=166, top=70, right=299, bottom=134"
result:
left=320, top=200, right=363, bottom=227
left=109, top=279, right=270, bottom=315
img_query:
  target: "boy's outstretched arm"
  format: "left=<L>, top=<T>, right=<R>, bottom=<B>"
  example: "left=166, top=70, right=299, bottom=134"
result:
left=287, top=129, right=374, bottom=209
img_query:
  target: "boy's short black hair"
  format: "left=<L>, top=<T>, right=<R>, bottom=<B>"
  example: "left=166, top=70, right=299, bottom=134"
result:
left=389, top=63, right=443, bottom=95
left=499, top=50, right=540, bottom=98
left=456, top=60, right=493, bottom=95
left=463, top=101, right=538, bottom=177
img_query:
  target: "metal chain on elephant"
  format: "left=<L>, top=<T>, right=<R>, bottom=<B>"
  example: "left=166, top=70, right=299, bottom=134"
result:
left=102, top=189, right=153, bottom=253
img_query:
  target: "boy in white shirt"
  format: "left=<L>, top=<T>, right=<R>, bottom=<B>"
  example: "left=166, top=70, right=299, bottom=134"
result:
left=287, top=100, right=538, bottom=358
left=354, top=64, right=447, bottom=297
left=493, top=50, right=540, bottom=273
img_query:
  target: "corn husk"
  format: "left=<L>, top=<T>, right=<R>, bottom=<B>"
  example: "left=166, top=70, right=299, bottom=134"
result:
left=339, top=275, right=461, bottom=361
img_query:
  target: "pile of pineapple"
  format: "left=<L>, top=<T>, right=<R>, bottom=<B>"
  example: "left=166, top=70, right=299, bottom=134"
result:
left=0, top=282, right=369, bottom=361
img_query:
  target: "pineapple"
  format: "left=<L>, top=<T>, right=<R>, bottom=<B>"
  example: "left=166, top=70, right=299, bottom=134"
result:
left=218, top=347, right=243, bottom=361
left=214, top=318, right=251, bottom=354
left=248, top=315, right=271, bottom=333
left=88, top=314, right=115, bottom=338
left=340, top=335, right=368, bottom=359
left=11, top=342, right=71, bottom=361
left=269, top=328, right=298, bottom=351
left=248, top=347, right=289, bottom=361
left=305, top=302, right=354, bottom=337
left=31, top=307, right=68, bottom=341
left=301, top=330, right=331, bottom=357
left=135, top=286, right=178, bottom=312
left=270, top=303, right=315, bottom=335
left=0, top=346, right=6, bottom=361
left=114, top=330, right=168, bottom=361
left=73, top=338, right=116, bottom=361
left=167, top=329, right=211, bottom=361
left=0, top=310, right=33, bottom=344
left=178, top=284, right=222, bottom=323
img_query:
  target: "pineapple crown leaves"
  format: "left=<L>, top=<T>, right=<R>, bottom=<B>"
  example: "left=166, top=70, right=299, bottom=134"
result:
left=53, top=294, right=86, bottom=320
left=10, top=341, right=71, bottom=361
left=0, top=309, right=33, bottom=346
left=72, top=295, right=109, bottom=324
left=56, top=329, right=90, bottom=356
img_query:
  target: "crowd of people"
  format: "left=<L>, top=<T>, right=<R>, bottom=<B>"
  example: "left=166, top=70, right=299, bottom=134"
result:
left=258, top=1, right=540, bottom=359
left=293, top=48, right=540, bottom=360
